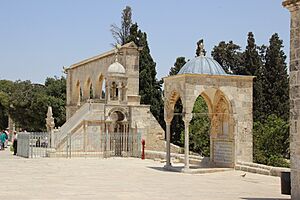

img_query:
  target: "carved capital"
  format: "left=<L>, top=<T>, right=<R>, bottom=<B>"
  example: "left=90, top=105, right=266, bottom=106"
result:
left=182, top=113, right=193, bottom=124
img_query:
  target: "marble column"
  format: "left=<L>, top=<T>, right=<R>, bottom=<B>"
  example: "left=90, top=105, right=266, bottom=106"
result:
left=164, top=122, right=171, bottom=168
left=183, top=113, right=192, bottom=172
left=118, top=83, right=122, bottom=102
left=283, top=1, right=300, bottom=199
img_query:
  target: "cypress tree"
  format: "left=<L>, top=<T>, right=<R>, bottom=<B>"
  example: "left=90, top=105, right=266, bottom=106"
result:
left=261, top=33, right=289, bottom=121
left=242, top=32, right=265, bottom=121
left=169, top=57, right=186, bottom=76
left=127, top=23, right=164, bottom=126
left=110, top=6, right=132, bottom=45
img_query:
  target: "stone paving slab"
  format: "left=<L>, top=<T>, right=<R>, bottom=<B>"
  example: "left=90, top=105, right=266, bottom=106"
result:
left=0, top=148, right=291, bottom=200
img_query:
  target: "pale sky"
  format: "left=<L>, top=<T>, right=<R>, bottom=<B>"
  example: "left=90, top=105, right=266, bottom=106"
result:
left=0, top=0, right=290, bottom=84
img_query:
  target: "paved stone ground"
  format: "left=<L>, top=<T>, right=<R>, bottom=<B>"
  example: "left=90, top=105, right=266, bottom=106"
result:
left=0, top=148, right=291, bottom=200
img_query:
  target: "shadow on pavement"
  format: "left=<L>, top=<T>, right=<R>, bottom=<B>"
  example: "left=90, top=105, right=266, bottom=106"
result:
left=241, top=197, right=290, bottom=200
left=147, top=166, right=181, bottom=173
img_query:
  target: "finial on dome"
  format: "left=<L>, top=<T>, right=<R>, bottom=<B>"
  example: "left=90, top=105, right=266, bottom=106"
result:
left=196, top=39, right=206, bottom=57
left=114, top=44, right=122, bottom=62
left=199, top=42, right=204, bottom=56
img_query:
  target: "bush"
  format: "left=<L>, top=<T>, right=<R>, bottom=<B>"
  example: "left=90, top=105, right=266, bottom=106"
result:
left=267, top=155, right=290, bottom=168
left=253, top=114, right=290, bottom=168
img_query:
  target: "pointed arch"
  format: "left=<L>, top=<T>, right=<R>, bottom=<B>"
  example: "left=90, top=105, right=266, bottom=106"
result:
left=83, top=77, right=92, bottom=100
left=74, top=80, right=81, bottom=105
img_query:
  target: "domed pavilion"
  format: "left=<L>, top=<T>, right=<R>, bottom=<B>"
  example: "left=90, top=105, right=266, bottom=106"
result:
left=163, top=42, right=254, bottom=171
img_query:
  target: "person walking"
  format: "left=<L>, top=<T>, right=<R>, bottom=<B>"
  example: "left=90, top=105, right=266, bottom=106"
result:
left=12, top=131, right=17, bottom=155
left=4, top=128, right=9, bottom=148
left=0, top=131, right=6, bottom=150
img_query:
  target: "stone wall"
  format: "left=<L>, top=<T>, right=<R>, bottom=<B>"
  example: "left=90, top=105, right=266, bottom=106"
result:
left=65, top=42, right=139, bottom=120
left=283, top=0, right=300, bottom=198
left=130, top=105, right=181, bottom=153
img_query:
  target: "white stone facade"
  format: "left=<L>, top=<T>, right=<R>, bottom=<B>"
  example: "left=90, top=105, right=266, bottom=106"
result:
left=54, top=42, right=173, bottom=155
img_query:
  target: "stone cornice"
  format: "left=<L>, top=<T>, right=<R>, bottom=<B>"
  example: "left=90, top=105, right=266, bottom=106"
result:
left=163, top=73, right=255, bottom=81
left=66, top=42, right=138, bottom=71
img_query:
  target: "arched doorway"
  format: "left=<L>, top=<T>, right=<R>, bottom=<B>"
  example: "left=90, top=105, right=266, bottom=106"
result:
left=110, top=111, right=127, bottom=156
left=170, top=98, right=184, bottom=146
left=189, top=95, right=211, bottom=158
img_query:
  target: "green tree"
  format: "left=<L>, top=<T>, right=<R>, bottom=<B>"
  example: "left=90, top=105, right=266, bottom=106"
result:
left=0, top=91, right=9, bottom=130
left=0, top=80, right=14, bottom=129
left=253, top=115, right=289, bottom=167
left=0, top=76, right=67, bottom=131
left=188, top=96, right=210, bottom=156
left=211, top=41, right=243, bottom=74
left=261, top=33, right=289, bottom=121
left=8, top=81, right=48, bottom=131
left=110, top=6, right=132, bottom=45
left=170, top=99, right=184, bottom=145
left=169, top=57, right=186, bottom=76
left=242, top=32, right=265, bottom=121
left=45, top=76, right=66, bottom=127
left=127, top=23, right=164, bottom=127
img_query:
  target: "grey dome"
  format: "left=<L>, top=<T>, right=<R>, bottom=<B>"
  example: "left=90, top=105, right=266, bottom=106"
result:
left=178, top=55, right=227, bottom=75
left=107, top=61, right=126, bottom=74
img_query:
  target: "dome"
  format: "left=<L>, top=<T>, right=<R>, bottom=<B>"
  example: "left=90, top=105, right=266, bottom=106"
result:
left=107, top=61, right=126, bottom=74
left=178, top=55, right=227, bottom=75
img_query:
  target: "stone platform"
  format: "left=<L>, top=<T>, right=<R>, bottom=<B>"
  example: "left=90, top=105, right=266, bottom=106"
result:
left=0, top=148, right=291, bottom=200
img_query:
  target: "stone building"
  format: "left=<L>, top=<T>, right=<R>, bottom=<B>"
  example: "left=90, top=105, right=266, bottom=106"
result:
left=283, top=0, right=300, bottom=199
left=163, top=45, right=254, bottom=171
left=53, top=42, right=170, bottom=156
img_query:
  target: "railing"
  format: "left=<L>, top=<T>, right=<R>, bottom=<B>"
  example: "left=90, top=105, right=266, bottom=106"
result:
left=17, top=132, right=50, bottom=158
left=57, top=131, right=141, bottom=158
left=17, top=131, right=142, bottom=159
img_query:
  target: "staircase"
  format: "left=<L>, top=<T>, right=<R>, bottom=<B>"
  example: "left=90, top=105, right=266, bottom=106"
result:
left=54, top=103, right=91, bottom=147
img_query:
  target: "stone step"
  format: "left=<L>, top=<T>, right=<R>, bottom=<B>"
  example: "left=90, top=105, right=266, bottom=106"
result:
left=235, top=164, right=270, bottom=176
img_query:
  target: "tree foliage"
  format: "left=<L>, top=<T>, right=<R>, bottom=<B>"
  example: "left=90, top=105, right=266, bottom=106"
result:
left=0, top=77, right=66, bottom=131
left=126, top=23, right=164, bottom=127
left=110, top=6, right=132, bottom=45
left=169, top=57, right=186, bottom=76
left=242, top=32, right=265, bottom=121
left=253, top=115, right=290, bottom=167
left=261, top=33, right=289, bottom=121
left=188, top=96, right=210, bottom=156
left=211, top=41, right=243, bottom=74
left=170, top=99, right=184, bottom=145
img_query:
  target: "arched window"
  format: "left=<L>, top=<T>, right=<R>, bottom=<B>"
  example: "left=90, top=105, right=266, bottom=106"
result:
left=90, top=83, right=94, bottom=99
left=111, top=82, right=117, bottom=100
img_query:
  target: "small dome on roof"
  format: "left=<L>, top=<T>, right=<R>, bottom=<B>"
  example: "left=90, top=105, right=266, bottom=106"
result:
left=178, top=55, right=227, bottom=75
left=107, top=61, right=126, bottom=74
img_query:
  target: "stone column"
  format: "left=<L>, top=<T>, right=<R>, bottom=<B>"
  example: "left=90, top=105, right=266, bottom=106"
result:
left=182, top=113, right=192, bottom=172
left=118, top=83, right=122, bottom=102
left=106, top=84, right=110, bottom=102
left=283, top=1, right=300, bottom=199
left=164, top=122, right=171, bottom=168
left=124, top=87, right=128, bottom=102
